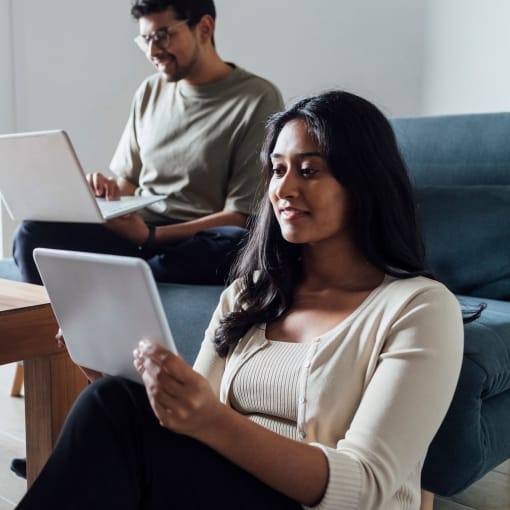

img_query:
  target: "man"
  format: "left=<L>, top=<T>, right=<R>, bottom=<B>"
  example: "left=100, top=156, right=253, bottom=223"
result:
left=10, top=0, right=283, bottom=479
left=13, top=0, right=283, bottom=286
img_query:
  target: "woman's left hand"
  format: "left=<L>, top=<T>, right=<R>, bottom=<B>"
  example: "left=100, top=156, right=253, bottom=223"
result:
left=134, top=339, right=224, bottom=439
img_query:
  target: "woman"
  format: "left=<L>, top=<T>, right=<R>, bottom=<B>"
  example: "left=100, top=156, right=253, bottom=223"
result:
left=16, top=91, right=463, bottom=510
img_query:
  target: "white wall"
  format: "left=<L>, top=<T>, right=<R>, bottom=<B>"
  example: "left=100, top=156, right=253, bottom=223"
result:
left=215, top=0, right=429, bottom=117
left=10, top=0, right=150, bottom=170
left=423, top=0, right=510, bottom=115
left=0, top=0, right=16, bottom=256
left=0, top=0, right=14, bottom=133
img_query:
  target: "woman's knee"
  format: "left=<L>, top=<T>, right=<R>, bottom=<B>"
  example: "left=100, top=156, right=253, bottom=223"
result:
left=69, top=376, right=147, bottom=426
left=87, top=376, right=145, bottom=408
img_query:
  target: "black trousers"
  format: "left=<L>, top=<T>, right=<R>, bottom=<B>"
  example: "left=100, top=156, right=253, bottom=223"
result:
left=16, top=377, right=301, bottom=510
left=13, top=220, right=247, bottom=285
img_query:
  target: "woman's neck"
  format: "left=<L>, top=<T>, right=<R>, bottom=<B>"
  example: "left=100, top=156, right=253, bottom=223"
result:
left=301, top=238, right=384, bottom=292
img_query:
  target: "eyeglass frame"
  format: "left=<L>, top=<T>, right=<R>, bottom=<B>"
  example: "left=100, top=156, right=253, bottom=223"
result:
left=134, top=19, right=190, bottom=53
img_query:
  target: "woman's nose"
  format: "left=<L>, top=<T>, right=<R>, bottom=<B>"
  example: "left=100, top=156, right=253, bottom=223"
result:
left=275, top=170, right=299, bottom=199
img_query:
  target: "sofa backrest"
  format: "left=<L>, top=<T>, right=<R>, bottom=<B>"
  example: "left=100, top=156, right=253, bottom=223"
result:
left=390, top=113, right=510, bottom=186
left=390, top=113, right=510, bottom=300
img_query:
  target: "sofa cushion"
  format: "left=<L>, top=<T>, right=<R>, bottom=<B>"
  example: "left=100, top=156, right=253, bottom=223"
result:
left=0, top=258, right=21, bottom=281
left=157, top=282, right=223, bottom=365
left=415, top=185, right=510, bottom=300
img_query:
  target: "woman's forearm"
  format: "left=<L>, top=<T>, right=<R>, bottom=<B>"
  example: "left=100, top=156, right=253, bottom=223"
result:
left=195, top=405, right=329, bottom=506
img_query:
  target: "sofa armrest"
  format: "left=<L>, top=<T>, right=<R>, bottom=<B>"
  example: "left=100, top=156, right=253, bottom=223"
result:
left=422, top=296, right=510, bottom=495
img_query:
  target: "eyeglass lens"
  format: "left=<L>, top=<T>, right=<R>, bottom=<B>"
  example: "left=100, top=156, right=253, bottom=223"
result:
left=135, top=20, right=188, bottom=52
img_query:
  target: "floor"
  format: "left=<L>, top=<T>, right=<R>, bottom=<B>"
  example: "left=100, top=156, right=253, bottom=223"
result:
left=0, top=363, right=508, bottom=510
left=434, top=460, right=510, bottom=510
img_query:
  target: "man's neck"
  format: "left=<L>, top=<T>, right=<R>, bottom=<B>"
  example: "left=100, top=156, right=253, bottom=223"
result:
left=184, top=50, right=233, bottom=87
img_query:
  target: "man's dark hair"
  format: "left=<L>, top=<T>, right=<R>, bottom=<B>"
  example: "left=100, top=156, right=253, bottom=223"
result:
left=131, top=0, right=216, bottom=26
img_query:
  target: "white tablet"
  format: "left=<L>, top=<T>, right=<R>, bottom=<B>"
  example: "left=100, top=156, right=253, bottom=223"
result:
left=33, top=248, right=178, bottom=383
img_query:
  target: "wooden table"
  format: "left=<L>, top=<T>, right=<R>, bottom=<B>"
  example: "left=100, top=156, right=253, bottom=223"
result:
left=0, top=278, right=87, bottom=485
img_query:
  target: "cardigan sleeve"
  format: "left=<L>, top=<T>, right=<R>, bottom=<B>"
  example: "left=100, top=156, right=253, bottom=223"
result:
left=306, top=284, right=464, bottom=510
left=193, top=282, right=242, bottom=398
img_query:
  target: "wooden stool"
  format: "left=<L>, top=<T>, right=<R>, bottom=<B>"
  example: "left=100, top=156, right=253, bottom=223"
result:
left=10, top=362, right=24, bottom=397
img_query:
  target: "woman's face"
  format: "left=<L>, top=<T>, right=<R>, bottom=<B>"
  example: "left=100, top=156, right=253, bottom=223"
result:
left=269, top=119, right=350, bottom=245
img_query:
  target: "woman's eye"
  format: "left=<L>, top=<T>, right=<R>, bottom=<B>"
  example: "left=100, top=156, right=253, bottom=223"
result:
left=300, top=167, right=318, bottom=177
left=271, top=166, right=286, bottom=177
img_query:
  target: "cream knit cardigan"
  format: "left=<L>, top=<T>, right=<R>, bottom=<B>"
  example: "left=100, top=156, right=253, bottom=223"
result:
left=194, top=275, right=464, bottom=510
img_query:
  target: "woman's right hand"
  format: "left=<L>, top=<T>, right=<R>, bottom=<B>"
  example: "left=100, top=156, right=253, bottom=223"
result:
left=134, top=339, right=225, bottom=440
left=86, top=172, right=121, bottom=200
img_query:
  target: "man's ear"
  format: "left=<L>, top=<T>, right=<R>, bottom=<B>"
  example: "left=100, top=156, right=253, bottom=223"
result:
left=196, top=14, right=214, bottom=44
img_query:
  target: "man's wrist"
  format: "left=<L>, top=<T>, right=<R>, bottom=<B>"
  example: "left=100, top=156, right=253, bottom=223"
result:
left=139, top=224, right=157, bottom=250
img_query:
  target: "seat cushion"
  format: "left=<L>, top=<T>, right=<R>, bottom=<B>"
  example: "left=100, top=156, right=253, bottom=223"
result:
left=157, top=282, right=223, bottom=365
left=415, top=186, right=510, bottom=300
left=0, top=258, right=21, bottom=281
left=423, top=295, right=510, bottom=494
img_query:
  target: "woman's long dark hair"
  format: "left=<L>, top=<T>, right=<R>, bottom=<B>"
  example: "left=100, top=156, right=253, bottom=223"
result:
left=214, top=90, right=431, bottom=357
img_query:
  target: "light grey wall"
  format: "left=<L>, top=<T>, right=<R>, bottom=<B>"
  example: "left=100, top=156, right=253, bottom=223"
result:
left=0, top=0, right=16, bottom=254
left=0, top=0, right=14, bottom=133
left=215, top=0, right=429, bottom=117
left=10, top=0, right=150, bottom=171
left=423, top=0, right=510, bottom=114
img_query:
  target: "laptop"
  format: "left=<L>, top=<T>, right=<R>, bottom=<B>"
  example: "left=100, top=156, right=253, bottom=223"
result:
left=33, top=248, right=178, bottom=383
left=0, top=130, right=166, bottom=223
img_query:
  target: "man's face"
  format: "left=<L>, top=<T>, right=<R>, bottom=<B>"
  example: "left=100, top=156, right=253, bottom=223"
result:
left=137, top=9, right=201, bottom=82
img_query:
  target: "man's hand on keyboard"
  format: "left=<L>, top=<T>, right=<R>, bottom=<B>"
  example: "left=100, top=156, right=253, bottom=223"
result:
left=86, top=172, right=121, bottom=200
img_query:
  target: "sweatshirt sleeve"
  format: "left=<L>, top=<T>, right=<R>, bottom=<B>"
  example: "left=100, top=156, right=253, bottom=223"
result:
left=306, top=285, right=464, bottom=510
left=109, top=81, right=146, bottom=184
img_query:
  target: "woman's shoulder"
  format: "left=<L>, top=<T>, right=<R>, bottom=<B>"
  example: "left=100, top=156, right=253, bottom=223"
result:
left=378, top=274, right=461, bottom=314
left=217, top=277, right=247, bottom=312
left=383, top=274, right=452, bottom=294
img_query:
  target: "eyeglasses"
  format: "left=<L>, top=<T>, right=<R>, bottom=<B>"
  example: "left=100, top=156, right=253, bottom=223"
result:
left=134, top=19, right=189, bottom=53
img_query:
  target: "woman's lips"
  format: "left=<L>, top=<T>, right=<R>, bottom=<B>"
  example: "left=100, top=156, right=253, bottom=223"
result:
left=280, top=207, right=308, bottom=221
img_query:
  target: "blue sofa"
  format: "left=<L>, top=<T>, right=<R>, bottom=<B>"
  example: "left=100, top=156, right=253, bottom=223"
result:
left=1, top=112, right=509, bottom=497
left=391, top=113, right=510, bottom=495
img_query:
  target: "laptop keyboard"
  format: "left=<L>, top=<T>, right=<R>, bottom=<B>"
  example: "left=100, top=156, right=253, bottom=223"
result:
left=96, top=196, right=165, bottom=219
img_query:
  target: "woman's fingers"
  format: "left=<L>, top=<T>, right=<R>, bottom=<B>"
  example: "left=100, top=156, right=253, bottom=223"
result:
left=137, top=339, right=188, bottom=384
left=136, top=338, right=221, bottom=437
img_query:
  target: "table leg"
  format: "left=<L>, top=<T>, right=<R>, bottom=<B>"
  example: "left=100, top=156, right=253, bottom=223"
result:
left=24, top=352, right=87, bottom=486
